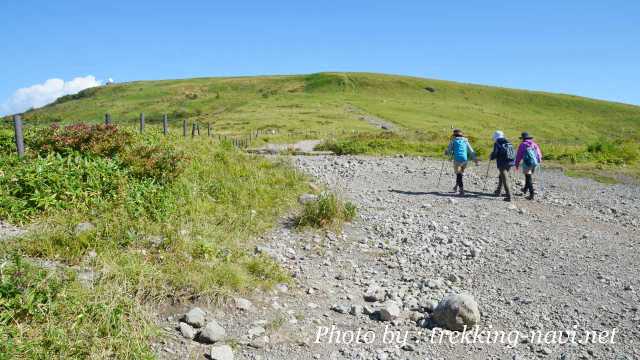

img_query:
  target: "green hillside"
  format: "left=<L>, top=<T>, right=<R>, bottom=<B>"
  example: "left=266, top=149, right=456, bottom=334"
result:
left=7, top=72, right=640, bottom=180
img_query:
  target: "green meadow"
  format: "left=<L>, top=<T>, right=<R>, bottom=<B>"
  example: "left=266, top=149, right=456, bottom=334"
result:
left=10, top=72, right=640, bottom=181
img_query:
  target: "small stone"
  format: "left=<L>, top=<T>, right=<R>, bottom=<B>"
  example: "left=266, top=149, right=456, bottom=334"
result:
left=210, top=344, right=234, bottom=360
left=235, top=298, right=254, bottom=312
left=331, top=304, right=350, bottom=314
left=249, top=336, right=268, bottom=349
left=183, top=307, right=206, bottom=328
left=364, top=286, right=385, bottom=302
left=74, top=222, right=95, bottom=235
left=198, top=321, right=226, bottom=344
left=350, top=305, right=363, bottom=315
left=248, top=326, right=266, bottom=338
left=540, top=347, right=552, bottom=355
left=401, top=343, right=415, bottom=351
left=298, top=193, right=319, bottom=205
left=363, top=305, right=375, bottom=315
left=147, top=235, right=164, bottom=247
left=179, top=322, right=195, bottom=340
left=378, top=301, right=401, bottom=321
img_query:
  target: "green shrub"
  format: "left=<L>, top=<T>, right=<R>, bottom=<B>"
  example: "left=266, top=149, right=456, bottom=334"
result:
left=121, top=144, right=186, bottom=183
left=0, top=154, right=124, bottom=222
left=296, top=193, right=357, bottom=228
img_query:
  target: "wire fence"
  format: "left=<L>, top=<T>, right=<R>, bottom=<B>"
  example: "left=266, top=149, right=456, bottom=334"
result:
left=5, top=112, right=384, bottom=158
left=6, top=113, right=294, bottom=158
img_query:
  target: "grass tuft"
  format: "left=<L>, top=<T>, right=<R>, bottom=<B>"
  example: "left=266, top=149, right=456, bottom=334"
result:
left=296, top=193, right=357, bottom=228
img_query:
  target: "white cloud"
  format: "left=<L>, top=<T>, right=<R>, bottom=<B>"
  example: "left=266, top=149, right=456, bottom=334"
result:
left=1, top=75, right=101, bottom=116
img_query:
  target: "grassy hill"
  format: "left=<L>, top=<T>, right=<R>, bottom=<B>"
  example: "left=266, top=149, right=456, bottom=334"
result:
left=7, top=72, right=640, bottom=180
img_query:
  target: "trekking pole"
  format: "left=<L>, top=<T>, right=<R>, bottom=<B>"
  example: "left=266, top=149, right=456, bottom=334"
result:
left=482, top=159, right=491, bottom=191
left=436, top=125, right=454, bottom=188
left=436, top=158, right=446, bottom=187
left=539, top=163, right=545, bottom=195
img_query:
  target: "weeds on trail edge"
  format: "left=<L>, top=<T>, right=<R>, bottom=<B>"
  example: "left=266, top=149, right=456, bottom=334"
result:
left=296, top=193, right=357, bottom=228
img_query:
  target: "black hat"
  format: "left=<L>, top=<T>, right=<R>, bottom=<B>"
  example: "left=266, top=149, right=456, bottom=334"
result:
left=452, top=128, right=463, bottom=136
left=520, top=131, right=533, bottom=140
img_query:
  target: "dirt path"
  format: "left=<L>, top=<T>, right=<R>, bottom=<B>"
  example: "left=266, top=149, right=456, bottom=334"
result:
left=346, top=104, right=399, bottom=131
left=157, top=156, right=640, bottom=360
left=247, top=140, right=324, bottom=154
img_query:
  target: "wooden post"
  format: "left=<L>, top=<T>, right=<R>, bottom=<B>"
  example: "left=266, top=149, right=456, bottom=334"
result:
left=183, top=119, right=188, bottom=137
left=162, top=114, right=168, bottom=135
left=105, top=113, right=111, bottom=125
left=13, top=115, right=25, bottom=158
left=139, top=113, right=145, bottom=133
left=207, top=123, right=211, bottom=137
left=191, top=123, right=196, bottom=137
left=196, top=123, right=200, bottom=136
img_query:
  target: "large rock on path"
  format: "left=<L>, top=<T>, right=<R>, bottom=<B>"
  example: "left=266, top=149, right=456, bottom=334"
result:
left=432, top=293, right=480, bottom=331
left=198, top=321, right=226, bottom=343
left=183, top=307, right=206, bottom=328
left=210, top=344, right=234, bottom=360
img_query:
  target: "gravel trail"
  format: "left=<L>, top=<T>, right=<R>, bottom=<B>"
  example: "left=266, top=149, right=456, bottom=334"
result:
left=158, top=155, right=640, bottom=360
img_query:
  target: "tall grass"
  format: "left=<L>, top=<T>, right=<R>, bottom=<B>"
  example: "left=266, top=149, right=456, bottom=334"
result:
left=296, top=193, right=357, bottom=228
left=0, top=125, right=307, bottom=357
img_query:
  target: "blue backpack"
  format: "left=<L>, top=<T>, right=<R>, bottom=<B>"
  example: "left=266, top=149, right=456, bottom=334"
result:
left=452, top=138, right=468, bottom=162
left=523, top=144, right=539, bottom=167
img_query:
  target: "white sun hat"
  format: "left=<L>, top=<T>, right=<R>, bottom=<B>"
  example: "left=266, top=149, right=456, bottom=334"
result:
left=492, top=130, right=504, bottom=141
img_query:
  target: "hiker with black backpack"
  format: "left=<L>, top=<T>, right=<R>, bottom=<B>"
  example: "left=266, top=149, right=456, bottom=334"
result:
left=515, top=131, right=543, bottom=200
left=489, top=130, right=516, bottom=202
left=445, top=128, right=479, bottom=196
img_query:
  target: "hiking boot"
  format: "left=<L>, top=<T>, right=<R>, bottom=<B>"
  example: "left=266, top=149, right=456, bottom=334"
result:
left=458, top=189, right=465, bottom=197
left=526, top=193, right=534, bottom=200
left=452, top=185, right=458, bottom=193
left=493, top=189, right=501, bottom=196
left=503, top=196, right=512, bottom=202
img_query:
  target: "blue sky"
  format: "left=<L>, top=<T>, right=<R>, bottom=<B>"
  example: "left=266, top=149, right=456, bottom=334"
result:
left=1, top=0, right=638, bottom=114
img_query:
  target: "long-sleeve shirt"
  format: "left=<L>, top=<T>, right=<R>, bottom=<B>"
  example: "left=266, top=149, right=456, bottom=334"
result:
left=490, top=138, right=515, bottom=169
left=515, top=139, right=542, bottom=167
left=445, top=136, right=477, bottom=161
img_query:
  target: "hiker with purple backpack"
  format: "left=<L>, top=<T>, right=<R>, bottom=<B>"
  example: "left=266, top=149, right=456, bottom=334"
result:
left=445, top=128, right=479, bottom=196
left=489, top=130, right=516, bottom=202
left=515, top=131, right=543, bottom=200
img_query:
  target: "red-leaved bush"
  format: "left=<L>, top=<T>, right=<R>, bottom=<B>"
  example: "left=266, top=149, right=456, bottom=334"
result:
left=31, top=123, right=132, bottom=157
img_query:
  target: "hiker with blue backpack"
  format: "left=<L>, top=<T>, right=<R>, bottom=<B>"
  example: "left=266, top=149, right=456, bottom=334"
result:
left=515, top=131, right=543, bottom=200
left=489, top=130, right=516, bottom=202
left=445, top=128, right=479, bottom=196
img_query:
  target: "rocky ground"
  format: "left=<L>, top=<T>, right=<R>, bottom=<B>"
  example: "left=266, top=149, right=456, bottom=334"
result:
left=0, top=220, right=25, bottom=240
left=154, top=155, right=640, bottom=360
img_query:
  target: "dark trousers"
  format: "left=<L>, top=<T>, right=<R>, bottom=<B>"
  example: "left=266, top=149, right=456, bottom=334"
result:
left=496, top=168, right=511, bottom=196
left=524, top=173, right=535, bottom=196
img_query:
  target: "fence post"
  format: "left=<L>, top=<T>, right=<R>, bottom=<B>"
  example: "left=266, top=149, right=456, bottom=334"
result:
left=105, top=113, right=112, bottom=125
left=183, top=119, right=188, bottom=137
left=196, top=123, right=200, bottom=136
left=162, top=114, right=168, bottom=135
left=13, top=115, right=25, bottom=158
left=191, top=123, right=196, bottom=137
left=207, top=123, right=211, bottom=137
left=139, top=113, right=145, bottom=133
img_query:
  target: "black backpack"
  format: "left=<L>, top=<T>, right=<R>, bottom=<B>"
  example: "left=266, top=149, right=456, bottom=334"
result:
left=497, top=141, right=516, bottom=162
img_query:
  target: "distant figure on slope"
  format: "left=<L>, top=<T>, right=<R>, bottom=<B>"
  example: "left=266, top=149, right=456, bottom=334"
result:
left=445, top=128, right=478, bottom=196
left=489, top=130, right=516, bottom=202
left=515, top=131, right=543, bottom=200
